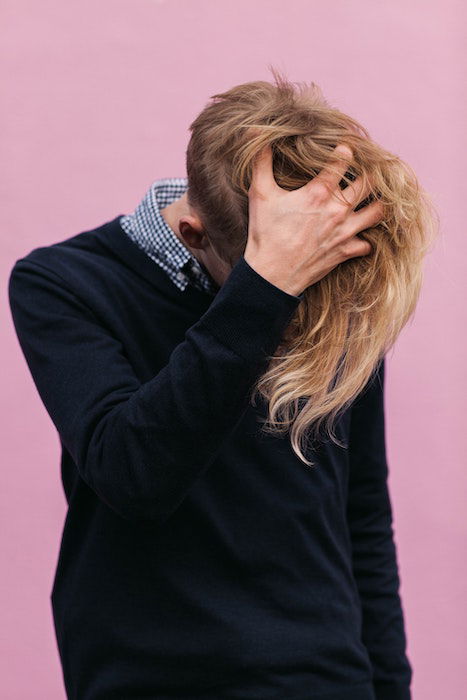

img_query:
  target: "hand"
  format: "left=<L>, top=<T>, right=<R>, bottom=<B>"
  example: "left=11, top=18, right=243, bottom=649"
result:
left=244, top=143, right=384, bottom=297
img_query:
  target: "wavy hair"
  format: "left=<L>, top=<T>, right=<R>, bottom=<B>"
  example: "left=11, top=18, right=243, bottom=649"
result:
left=185, top=66, right=439, bottom=467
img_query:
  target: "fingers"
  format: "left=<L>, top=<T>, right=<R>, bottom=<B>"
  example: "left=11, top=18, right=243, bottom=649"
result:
left=345, top=199, right=384, bottom=235
left=342, top=237, right=373, bottom=260
left=249, top=144, right=278, bottom=196
left=310, top=143, right=354, bottom=195
left=340, top=174, right=374, bottom=210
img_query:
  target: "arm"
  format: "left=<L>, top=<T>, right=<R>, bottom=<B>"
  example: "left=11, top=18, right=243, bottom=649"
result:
left=8, top=254, right=301, bottom=523
left=346, top=358, right=413, bottom=700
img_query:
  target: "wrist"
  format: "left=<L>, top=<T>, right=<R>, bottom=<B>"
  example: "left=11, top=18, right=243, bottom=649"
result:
left=242, top=254, right=303, bottom=297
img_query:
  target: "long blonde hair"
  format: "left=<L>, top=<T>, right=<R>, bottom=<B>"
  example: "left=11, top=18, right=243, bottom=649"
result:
left=186, top=66, right=439, bottom=467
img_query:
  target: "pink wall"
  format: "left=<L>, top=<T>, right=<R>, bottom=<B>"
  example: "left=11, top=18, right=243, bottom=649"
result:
left=2, top=0, right=465, bottom=697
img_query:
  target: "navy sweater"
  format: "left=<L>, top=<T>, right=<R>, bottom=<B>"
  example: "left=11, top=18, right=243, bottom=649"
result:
left=8, top=216, right=412, bottom=700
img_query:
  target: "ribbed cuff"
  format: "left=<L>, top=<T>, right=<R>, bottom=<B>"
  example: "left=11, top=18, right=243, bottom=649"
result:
left=199, top=255, right=302, bottom=362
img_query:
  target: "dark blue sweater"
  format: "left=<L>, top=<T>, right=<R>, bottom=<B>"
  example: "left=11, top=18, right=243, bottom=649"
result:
left=8, top=216, right=412, bottom=700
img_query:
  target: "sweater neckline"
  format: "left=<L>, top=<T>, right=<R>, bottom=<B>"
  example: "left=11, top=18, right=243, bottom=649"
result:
left=97, top=215, right=217, bottom=314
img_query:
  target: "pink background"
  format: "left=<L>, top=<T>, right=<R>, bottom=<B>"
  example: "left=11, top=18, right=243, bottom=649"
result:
left=2, top=1, right=465, bottom=697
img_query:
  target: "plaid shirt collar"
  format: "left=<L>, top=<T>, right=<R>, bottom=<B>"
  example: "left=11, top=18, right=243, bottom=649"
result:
left=119, top=177, right=219, bottom=296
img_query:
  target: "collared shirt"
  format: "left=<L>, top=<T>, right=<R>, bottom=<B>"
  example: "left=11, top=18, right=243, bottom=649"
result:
left=119, top=177, right=220, bottom=296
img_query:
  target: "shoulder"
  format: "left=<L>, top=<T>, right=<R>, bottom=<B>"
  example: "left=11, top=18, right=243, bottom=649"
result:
left=9, top=216, right=125, bottom=297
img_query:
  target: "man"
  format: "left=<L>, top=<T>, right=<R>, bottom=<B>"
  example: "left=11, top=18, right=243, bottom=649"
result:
left=8, top=129, right=412, bottom=698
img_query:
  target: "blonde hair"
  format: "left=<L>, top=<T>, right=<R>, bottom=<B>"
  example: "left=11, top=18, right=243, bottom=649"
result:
left=186, top=66, right=439, bottom=467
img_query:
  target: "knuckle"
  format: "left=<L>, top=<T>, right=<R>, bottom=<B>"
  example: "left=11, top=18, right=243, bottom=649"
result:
left=369, top=200, right=384, bottom=221
left=310, top=181, right=330, bottom=204
left=248, top=183, right=265, bottom=201
left=340, top=237, right=372, bottom=260
left=339, top=243, right=352, bottom=259
left=339, top=236, right=359, bottom=258
left=336, top=143, right=353, bottom=158
left=329, top=204, right=348, bottom=223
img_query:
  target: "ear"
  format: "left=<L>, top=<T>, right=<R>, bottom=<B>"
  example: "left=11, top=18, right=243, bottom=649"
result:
left=179, top=216, right=210, bottom=250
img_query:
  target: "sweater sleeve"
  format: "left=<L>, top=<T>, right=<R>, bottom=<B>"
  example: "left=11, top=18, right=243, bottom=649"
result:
left=8, top=254, right=301, bottom=523
left=346, top=358, right=413, bottom=700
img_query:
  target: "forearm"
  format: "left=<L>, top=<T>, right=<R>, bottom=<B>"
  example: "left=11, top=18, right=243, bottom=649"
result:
left=9, top=255, right=301, bottom=523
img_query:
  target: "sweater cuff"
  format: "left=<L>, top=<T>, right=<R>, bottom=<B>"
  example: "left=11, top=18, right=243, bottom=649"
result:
left=199, top=255, right=302, bottom=362
left=373, top=682, right=412, bottom=700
